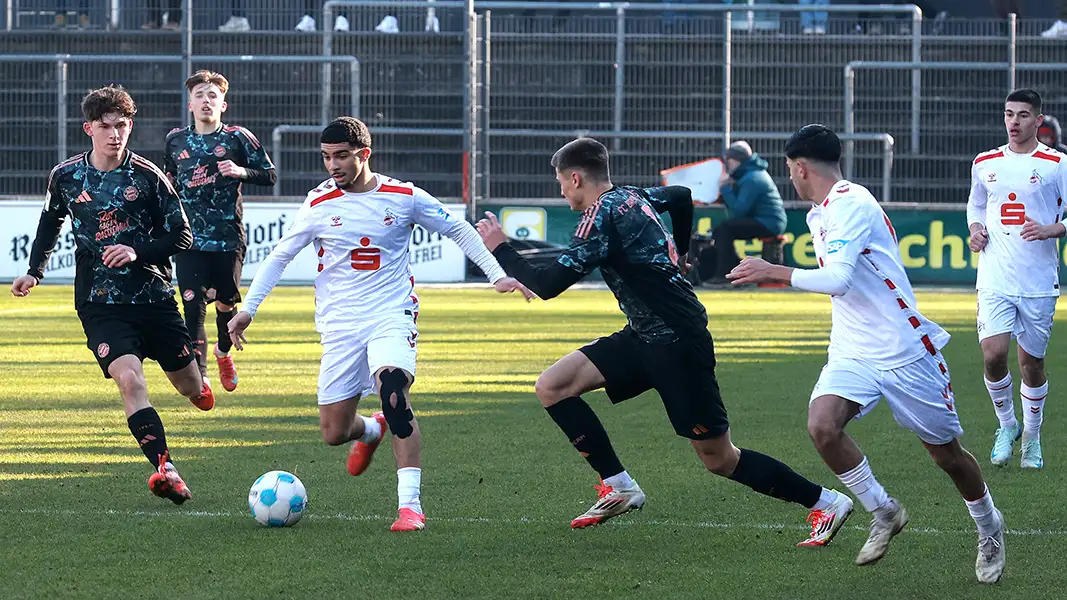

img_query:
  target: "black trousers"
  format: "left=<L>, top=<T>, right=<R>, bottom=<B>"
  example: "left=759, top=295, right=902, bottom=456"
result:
left=707, top=218, right=776, bottom=280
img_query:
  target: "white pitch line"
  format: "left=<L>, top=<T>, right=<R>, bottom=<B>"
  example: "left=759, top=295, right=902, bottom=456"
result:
left=5, top=507, right=1065, bottom=537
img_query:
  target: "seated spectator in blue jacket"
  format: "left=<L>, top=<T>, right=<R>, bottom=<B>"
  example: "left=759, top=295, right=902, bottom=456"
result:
left=709, top=141, right=787, bottom=281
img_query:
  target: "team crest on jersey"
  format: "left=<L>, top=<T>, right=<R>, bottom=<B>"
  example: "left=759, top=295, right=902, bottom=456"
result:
left=383, top=208, right=399, bottom=226
left=213, top=145, right=226, bottom=157
left=330, top=216, right=343, bottom=227
left=1030, top=170, right=1041, bottom=184
left=826, top=239, right=849, bottom=254
left=987, top=172, right=997, bottom=183
left=96, top=343, right=110, bottom=358
left=183, top=289, right=195, bottom=301
left=123, top=186, right=138, bottom=201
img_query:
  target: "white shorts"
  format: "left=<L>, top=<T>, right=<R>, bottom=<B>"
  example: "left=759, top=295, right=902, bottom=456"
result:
left=976, top=290, right=1057, bottom=359
left=810, top=351, right=963, bottom=445
left=317, top=324, right=418, bottom=405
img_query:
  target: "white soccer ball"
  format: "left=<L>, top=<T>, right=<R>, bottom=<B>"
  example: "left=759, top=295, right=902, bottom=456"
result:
left=248, top=470, right=308, bottom=527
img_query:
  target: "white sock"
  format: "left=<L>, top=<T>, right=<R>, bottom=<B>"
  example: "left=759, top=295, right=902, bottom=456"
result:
left=214, top=344, right=230, bottom=358
left=397, top=467, right=422, bottom=513
left=812, top=487, right=838, bottom=511
left=965, top=486, right=1001, bottom=538
left=1021, top=381, right=1047, bottom=442
left=356, top=415, right=382, bottom=443
left=837, top=457, right=890, bottom=513
left=985, top=373, right=1017, bottom=430
left=603, top=470, right=637, bottom=491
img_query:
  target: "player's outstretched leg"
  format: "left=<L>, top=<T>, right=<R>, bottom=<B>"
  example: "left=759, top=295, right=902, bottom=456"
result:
left=808, top=395, right=906, bottom=564
left=110, top=356, right=193, bottom=504
left=377, top=367, right=426, bottom=532
left=166, top=357, right=215, bottom=411
left=317, top=394, right=386, bottom=476
left=687, top=428, right=853, bottom=547
left=981, top=334, right=1021, bottom=466
left=214, top=302, right=240, bottom=392
left=182, top=292, right=210, bottom=380
left=924, top=439, right=1006, bottom=583
left=535, top=352, right=645, bottom=529
left=1017, top=348, right=1047, bottom=469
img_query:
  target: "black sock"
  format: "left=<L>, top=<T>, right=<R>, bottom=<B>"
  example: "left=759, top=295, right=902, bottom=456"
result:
left=545, top=396, right=625, bottom=480
left=216, top=308, right=235, bottom=354
left=127, top=407, right=170, bottom=468
left=183, top=299, right=208, bottom=376
left=728, top=448, right=822, bottom=508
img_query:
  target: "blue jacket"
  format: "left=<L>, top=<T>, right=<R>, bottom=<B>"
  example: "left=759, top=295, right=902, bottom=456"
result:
left=720, top=154, right=787, bottom=235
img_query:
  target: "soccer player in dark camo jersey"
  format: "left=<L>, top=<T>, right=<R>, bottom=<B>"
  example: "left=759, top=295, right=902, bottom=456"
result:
left=476, top=138, right=854, bottom=543
left=10, top=85, right=215, bottom=505
left=165, top=70, right=276, bottom=394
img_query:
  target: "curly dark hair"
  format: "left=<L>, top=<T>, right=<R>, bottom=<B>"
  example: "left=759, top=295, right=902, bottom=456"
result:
left=81, top=85, right=137, bottom=122
left=320, top=117, right=372, bottom=149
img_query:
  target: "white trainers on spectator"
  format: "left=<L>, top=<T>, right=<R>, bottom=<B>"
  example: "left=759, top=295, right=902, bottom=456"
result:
left=426, top=15, right=440, bottom=32
left=334, top=16, right=350, bottom=31
left=1041, top=20, right=1067, bottom=38
left=295, top=15, right=316, bottom=32
left=218, top=16, right=250, bottom=32
left=375, top=15, right=400, bottom=33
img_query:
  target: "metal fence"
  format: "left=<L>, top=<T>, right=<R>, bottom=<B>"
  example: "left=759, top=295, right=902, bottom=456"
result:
left=1, top=2, right=1066, bottom=204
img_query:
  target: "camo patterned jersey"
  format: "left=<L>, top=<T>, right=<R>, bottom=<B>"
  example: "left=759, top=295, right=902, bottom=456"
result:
left=28, top=151, right=192, bottom=306
left=164, top=124, right=275, bottom=252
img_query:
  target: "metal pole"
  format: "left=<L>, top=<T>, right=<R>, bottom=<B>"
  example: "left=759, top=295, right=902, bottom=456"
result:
left=182, top=0, right=193, bottom=129
left=723, top=11, right=732, bottom=151
left=466, top=0, right=478, bottom=210
left=910, top=6, right=921, bottom=153
left=322, top=3, right=334, bottom=125
left=6, top=0, right=12, bottom=31
left=56, top=60, right=67, bottom=163
left=881, top=136, right=893, bottom=204
left=844, top=65, right=855, bottom=179
left=483, top=10, right=491, bottom=203
left=1008, top=13, right=1017, bottom=92
left=110, top=0, right=120, bottom=30
left=612, top=5, right=625, bottom=152
left=349, top=59, right=360, bottom=117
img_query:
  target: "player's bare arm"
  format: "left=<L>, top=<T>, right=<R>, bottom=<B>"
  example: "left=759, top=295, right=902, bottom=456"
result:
left=726, top=256, right=792, bottom=286
left=1021, top=215, right=1067, bottom=241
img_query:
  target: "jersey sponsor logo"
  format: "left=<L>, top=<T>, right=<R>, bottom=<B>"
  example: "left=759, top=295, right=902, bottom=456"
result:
left=123, top=186, right=139, bottom=202
left=826, top=239, right=849, bottom=254
left=213, top=145, right=226, bottom=157
left=435, top=206, right=451, bottom=221
left=187, top=164, right=219, bottom=188
left=95, top=208, right=130, bottom=241
left=96, top=342, right=110, bottom=358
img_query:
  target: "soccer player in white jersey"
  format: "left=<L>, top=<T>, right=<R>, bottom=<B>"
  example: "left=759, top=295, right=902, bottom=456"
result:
left=967, top=88, right=1067, bottom=470
left=729, top=124, right=1006, bottom=584
left=227, top=117, right=533, bottom=532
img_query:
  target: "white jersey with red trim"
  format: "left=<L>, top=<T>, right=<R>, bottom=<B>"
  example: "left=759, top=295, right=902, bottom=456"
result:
left=807, top=180, right=951, bottom=370
left=249, top=174, right=464, bottom=333
left=968, top=143, right=1067, bottom=298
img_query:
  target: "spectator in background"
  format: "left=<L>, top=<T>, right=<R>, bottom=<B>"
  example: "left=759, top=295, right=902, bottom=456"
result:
left=219, top=1, right=251, bottom=32
left=991, top=0, right=1021, bottom=20
left=143, top=0, right=181, bottom=30
left=799, top=0, right=829, bottom=34
left=706, top=141, right=786, bottom=283
left=295, top=1, right=352, bottom=32
left=1038, top=116, right=1067, bottom=154
left=55, top=0, right=90, bottom=28
left=1041, top=1, right=1067, bottom=38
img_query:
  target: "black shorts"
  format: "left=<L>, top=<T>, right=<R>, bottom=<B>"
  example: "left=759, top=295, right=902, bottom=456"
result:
left=579, top=327, right=729, bottom=440
left=77, top=299, right=197, bottom=378
left=175, top=249, right=244, bottom=306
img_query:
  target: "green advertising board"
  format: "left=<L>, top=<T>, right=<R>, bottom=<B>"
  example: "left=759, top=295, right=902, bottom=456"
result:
left=482, top=203, right=1067, bottom=286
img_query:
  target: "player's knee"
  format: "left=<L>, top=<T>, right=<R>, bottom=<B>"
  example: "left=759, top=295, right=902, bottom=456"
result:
left=215, top=301, right=234, bottom=312
left=534, top=372, right=569, bottom=406
left=114, top=368, right=147, bottom=400
left=981, top=349, right=1009, bottom=377
left=1018, top=356, right=1045, bottom=386
left=379, top=368, right=415, bottom=439
left=697, top=447, right=735, bottom=476
left=806, top=414, right=842, bottom=451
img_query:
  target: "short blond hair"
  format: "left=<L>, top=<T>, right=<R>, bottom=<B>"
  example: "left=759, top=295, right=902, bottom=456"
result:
left=185, top=70, right=229, bottom=95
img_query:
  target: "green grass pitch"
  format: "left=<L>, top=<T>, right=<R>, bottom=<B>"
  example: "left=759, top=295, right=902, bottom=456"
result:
left=1, top=286, right=1063, bottom=599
